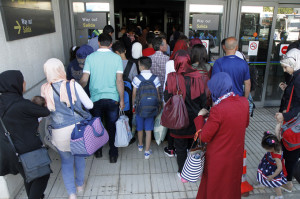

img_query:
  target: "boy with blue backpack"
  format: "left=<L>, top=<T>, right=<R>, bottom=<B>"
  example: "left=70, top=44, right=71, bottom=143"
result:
left=132, top=57, right=161, bottom=159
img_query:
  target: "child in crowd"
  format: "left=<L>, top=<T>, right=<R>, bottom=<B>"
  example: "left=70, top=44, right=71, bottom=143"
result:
left=32, top=96, right=46, bottom=122
left=132, top=57, right=161, bottom=159
left=257, top=131, right=287, bottom=199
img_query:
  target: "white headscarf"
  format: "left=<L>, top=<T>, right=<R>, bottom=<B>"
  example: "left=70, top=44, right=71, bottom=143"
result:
left=280, top=48, right=300, bottom=72
left=132, top=42, right=143, bottom=59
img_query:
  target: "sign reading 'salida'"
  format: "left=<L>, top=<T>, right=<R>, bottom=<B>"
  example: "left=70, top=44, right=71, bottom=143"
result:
left=0, top=0, right=55, bottom=41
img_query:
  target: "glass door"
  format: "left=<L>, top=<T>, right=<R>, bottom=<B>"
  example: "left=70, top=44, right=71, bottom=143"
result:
left=237, top=4, right=275, bottom=105
left=265, top=5, right=300, bottom=106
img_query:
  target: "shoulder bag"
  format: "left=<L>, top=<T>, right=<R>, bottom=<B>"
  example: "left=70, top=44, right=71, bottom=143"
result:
left=181, top=129, right=206, bottom=182
left=161, top=74, right=189, bottom=129
left=0, top=118, right=51, bottom=183
left=64, top=82, right=109, bottom=156
left=281, top=86, right=300, bottom=151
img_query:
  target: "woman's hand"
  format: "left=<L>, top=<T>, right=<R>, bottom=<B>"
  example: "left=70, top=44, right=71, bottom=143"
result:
left=267, top=175, right=274, bottom=181
left=198, top=108, right=209, bottom=116
left=275, top=113, right=284, bottom=123
left=279, top=82, right=287, bottom=91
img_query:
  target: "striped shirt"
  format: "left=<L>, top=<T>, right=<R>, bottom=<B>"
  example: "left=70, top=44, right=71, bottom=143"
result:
left=132, top=70, right=161, bottom=88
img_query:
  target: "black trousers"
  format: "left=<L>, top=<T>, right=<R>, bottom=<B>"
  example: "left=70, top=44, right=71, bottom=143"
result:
left=17, top=163, right=50, bottom=199
left=282, top=144, right=300, bottom=181
left=174, top=137, right=193, bottom=173
left=167, top=130, right=175, bottom=149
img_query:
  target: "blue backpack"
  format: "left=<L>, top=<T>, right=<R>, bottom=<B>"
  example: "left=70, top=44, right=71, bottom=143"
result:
left=136, top=74, right=159, bottom=118
left=123, top=61, right=134, bottom=111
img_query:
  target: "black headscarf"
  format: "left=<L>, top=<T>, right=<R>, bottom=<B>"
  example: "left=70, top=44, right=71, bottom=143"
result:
left=0, top=70, right=24, bottom=117
left=0, top=70, right=24, bottom=175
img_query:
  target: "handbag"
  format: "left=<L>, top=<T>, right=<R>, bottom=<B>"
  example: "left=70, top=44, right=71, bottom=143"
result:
left=181, top=129, right=206, bottom=183
left=115, top=110, right=132, bottom=147
left=65, top=82, right=109, bottom=156
left=161, top=74, right=189, bottom=129
left=281, top=86, right=300, bottom=151
left=154, top=110, right=167, bottom=145
left=0, top=118, right=51, bottom=183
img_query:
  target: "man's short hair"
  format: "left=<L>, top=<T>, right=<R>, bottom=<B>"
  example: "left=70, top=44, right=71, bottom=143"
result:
left=225, top=37, right=238, bottom=50
left=152, top=37, right=164, bottom=51
left=103, top=25, right=114, bottom=34
left=98, top=33, right=112, bottom=47
left=138, top=56, right=152, bottom=69
left=146, top=32, right=155, bottom=44
left=112, top=41, right=126, bottom=54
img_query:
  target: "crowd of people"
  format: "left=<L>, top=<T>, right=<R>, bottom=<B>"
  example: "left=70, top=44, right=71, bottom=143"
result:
left=0, top=24, right=300, bottom=199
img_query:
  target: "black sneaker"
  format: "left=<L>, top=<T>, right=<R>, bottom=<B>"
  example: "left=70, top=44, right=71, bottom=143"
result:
left=164, top=147, right=175, bottom=157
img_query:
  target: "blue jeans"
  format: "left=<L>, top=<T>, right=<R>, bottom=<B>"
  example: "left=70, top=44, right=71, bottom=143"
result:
left=58, top=150, right=85, bottom=195
left=92, top=99, right=119, bottom=157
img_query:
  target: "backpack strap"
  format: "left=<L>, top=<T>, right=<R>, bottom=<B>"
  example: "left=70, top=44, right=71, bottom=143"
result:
left=149, top=75, right=156, bottom=83
left=137, top=74, right=146, bottom=82
left=123, top=61, right=133, bottom=80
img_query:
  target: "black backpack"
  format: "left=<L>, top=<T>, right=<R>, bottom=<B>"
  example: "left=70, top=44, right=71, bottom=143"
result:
left=123, top=61, right=133, bottom=112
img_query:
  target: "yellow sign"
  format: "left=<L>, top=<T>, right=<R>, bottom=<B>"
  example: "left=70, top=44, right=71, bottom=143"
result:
left=14, top=21, right=21, bottom=34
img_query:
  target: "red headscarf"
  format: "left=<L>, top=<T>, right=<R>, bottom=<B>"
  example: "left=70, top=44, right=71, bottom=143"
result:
left=170, top=40, right=188, bottom=60
left=166, top=50, right=210, bottom=100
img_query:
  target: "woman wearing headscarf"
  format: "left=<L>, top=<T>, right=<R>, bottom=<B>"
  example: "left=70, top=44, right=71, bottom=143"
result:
left=275, top=48, right=300, bottom=192
left=194, top=72, right=249, bottom=199
left=0, top=70, right=50, bottom=199
left=164, top=50, right=210, bottom=178
left=41, top=58, right=93, bottom=199
left=163, top=41, right=189, bottom=157
left=132, top=42, right=143, bottom=60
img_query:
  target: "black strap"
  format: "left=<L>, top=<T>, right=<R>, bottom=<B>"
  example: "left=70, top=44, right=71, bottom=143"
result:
left=123, top=60, right=133, bottom=80
left=0, top=117, right=19, bottom=157
left=51, top=84, right=85, bottom=118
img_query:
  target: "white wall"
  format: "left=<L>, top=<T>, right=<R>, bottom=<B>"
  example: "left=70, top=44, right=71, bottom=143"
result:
left=0, top=0, right=64, bottom=198
left=0, top=0, right=64, bottom=99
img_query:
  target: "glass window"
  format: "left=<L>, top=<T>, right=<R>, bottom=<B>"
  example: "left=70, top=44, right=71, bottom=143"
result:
left=266, top=7, right=300, bottom=101
left=86, top=3, right=109, bottom=12
left=189, top=4, right=224, bottom=61
left=239, top=6, right=274, bottom=101
left=73, top=2, right=84, bottom=13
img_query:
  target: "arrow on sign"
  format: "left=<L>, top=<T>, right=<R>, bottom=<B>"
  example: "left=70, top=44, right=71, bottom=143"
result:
left=14, top=21, right=21, bottom=34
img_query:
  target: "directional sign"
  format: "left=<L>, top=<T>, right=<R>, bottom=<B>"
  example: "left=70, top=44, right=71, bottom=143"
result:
left=75, top=13, right=107, bottom=30
left=279, top=44, right=289, bottom=56
left=0, top=0, right=55, bottom=41
left=201, top=40, right=209, bottom=53
left=248, top=41, right=259, bottom=56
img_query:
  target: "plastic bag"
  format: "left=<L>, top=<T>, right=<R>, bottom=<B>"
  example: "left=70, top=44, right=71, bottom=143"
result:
left=115, top=111, right=132, bottom=147
left=154, top=110, right=168, bottom=145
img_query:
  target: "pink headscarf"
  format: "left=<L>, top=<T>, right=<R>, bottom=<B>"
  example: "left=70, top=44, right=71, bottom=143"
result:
left=41, top=58, right=77, bottom=111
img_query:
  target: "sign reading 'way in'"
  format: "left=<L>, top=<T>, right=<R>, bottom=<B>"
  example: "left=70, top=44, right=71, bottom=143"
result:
left=0, top=0, right=55, bottom=41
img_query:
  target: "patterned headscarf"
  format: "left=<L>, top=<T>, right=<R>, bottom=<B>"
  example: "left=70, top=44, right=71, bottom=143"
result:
left=280, top=48, right=300, bottom=72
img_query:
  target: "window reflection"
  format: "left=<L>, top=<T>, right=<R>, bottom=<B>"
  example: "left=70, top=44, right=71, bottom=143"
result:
left=86, top=3, right=109, bottom=12
left=73, top=2, right=84, bottom=13
left=266, top=8, right=300, bottom=101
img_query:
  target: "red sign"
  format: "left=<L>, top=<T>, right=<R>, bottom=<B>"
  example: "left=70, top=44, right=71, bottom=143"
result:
left=250, top=42, right=257, bottom=50
left=202, top=41, right=208, bottom=48
left=281, top=46, right=288, bottom=55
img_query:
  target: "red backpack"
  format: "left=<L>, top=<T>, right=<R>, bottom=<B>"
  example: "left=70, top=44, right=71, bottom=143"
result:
left=281, top=86, right=300, bottom=151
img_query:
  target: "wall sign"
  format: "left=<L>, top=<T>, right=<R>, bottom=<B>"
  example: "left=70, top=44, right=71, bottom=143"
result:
left=248, top=41, right=259, bottom=56
left=192, top=14, right=219, bottom=30
left=0, top=0, right=55, bottom=41
left=279, top=44, right=289, bottom=56
left=201, top=40, right=209, bottom=53
left=75, top=13, right=107, bottom=29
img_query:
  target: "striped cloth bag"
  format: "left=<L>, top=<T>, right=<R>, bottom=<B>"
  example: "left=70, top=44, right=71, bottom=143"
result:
left=181, top=129, right=206, bottom=183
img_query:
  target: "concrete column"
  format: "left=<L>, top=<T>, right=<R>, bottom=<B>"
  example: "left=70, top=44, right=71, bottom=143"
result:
left=226, top=0, right=240, bottom=37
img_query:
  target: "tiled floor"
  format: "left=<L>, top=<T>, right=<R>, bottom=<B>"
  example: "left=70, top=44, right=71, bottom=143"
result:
left=16, top=108, right=300, bottom=199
